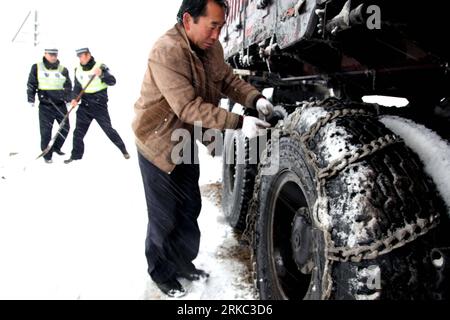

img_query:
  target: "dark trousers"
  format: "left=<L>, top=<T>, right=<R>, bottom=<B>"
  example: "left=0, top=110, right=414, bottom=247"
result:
left=39, top=103, right=70, bottom=160
left=137, top=151, right=202, bottom=284
left=71, top=102, right=127, bottom=159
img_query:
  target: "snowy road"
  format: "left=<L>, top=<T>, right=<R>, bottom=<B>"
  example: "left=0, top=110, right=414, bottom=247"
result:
left=0, top=144, right=256, bottom=299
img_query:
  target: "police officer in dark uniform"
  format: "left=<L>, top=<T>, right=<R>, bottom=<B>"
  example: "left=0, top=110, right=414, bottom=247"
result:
left=27, top=48, right=72, bottom=163
left=64, top=48, right=129, bottom=163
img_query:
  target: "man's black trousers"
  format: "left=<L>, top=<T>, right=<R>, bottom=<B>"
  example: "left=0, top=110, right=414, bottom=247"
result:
left=39, top=103, right=70, bottom=161
left=137, top=151, right=202, bottom=284
left=70, top=102, right=127, bottom=159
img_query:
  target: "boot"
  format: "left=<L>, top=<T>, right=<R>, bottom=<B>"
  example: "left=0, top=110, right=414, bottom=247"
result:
left=54, top=149, right=65, bottom=156
left=155, top=278, right=186, bottom=298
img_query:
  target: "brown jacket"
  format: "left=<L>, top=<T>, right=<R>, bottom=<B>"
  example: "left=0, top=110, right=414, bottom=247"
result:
left=133, top=24, right=261, bottom=173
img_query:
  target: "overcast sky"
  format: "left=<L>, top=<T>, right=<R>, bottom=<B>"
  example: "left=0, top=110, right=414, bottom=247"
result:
left=1, top=0, right=182, bottom=68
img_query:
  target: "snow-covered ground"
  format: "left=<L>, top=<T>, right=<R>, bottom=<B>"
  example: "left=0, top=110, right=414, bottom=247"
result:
left=0, top=142, right=256, bottom=300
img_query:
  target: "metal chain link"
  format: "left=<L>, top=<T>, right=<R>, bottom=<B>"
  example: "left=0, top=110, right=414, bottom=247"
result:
left=327, top=215, right=440, bottom=262
left=294, top=107, right=438, bottom=262
left=241, top=102, right=439, bottom=298
left=292, top=107, right=439, bottom=262
left=301, top=108, right=376, bottom=144
left=317, top=134, right=400, bottom=182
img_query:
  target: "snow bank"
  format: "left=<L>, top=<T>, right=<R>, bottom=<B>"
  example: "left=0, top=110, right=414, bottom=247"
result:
left=381, top=116, right=450, bottom=214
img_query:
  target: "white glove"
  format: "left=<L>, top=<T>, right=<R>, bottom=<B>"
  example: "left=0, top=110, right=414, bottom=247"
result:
left=256, top=98, right=274, bottom=118
left=241, top=116, right=271, bottom=139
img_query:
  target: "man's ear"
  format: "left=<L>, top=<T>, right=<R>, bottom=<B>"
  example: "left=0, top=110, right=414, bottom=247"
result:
left=182, top=12, right=192, bottom=31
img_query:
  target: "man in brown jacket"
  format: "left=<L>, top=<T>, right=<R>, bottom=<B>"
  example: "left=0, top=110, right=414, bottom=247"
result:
left=133, top=0, right=274, bottom=297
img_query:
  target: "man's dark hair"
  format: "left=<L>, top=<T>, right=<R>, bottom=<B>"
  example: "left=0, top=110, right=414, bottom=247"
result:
left=177, top=0, right=228, bottom=24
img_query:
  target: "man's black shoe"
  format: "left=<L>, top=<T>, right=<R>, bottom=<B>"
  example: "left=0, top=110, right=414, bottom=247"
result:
left=64, top=158, right=75, bottom=164
left=177, top=268, right=209, bottom=281
left=54, top=150, right=65, bottom=156
left=155, top=278, right=186, bottom=298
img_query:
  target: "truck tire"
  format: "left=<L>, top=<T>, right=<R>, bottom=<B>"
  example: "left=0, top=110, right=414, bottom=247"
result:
left=222, top=105, right=292, bottom=231
left=252, top=101, right=448, bottom=299
left=221, top=104, right=263, bottom=231
left=222, top=129, right=258, bottom=231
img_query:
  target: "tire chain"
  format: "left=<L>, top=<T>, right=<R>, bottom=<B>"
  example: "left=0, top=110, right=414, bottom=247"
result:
left=242, top=99, right=440, bottom=297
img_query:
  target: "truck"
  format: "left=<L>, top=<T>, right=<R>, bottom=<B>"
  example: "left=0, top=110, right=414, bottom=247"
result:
left=220, top=0, right=449, bottom=299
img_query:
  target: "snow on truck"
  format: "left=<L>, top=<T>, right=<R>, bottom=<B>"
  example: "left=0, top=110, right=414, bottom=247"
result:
left=220, top=0, right=450, bottom=299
